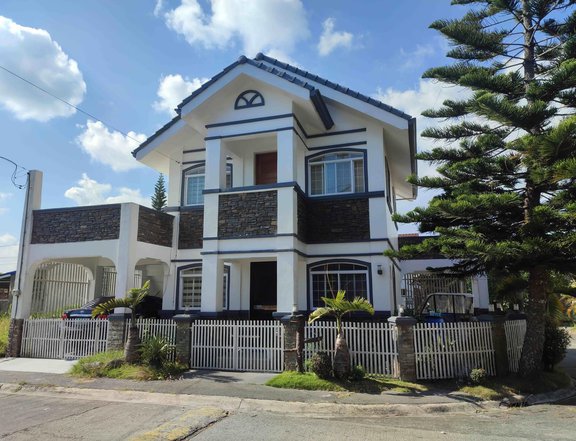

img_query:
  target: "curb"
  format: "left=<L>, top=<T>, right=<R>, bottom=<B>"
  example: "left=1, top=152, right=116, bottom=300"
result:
left=0, top=382, right=497, bottom=417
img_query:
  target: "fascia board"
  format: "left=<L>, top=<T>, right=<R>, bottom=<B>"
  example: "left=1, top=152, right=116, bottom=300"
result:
left=134, top=118, right=187, bottom=161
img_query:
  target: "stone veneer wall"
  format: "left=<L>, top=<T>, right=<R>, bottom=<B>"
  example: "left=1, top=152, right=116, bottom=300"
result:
left=179, top=210, right=204, bottom=249
left=137, top=206, right=173, bottom=247
left=218, top=191, right=277, bottom=238
left=305, top=197, right=370, bottom=243
left=31, top=205, right=121, bottom=244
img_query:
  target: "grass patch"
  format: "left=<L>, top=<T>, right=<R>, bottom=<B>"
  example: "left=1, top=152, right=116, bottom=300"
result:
left=0, top=313, right=10, bottom=357
left=266, top=371, right=344, bottom=391
left=458, top=370, right=573, bottom=401
left=266, top=371, right=429, bottom=394
left=70, top=350, right=187, bottom=381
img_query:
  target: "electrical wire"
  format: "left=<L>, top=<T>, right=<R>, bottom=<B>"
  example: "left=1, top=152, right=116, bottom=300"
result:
left=0, top=156, right=27, bottom=189
left=0, top=63, right=181, bottom=164
left=0, top=64, right=143, bottom=146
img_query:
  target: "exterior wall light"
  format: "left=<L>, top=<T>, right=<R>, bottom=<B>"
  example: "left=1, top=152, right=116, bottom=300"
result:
left=377, top=265, right=383, bottom=275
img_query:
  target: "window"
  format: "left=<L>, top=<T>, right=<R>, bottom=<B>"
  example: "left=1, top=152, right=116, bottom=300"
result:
left=184, top=164, right=232, bottom=206
left=179, top=265, right=229, bottom=310
left=181, top=266, right=202, bottom=309
left=309, top=262, right=369, bottom=308
left=308, top=152, right=365, bottom=196
left=234, top=90, right=265, bottom=109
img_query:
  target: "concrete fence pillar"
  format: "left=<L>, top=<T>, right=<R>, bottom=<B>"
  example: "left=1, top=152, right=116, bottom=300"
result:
left=388, top=316, right=418, bottom=381
left=491, top=316, right=509, bottom=377
left=107, top=314, right=127, bottom=351
left=280, top=314, right=305, bottom=372
left=6, top=318, right=24, bottom=357
left=173, top=314, right=194, bottom=367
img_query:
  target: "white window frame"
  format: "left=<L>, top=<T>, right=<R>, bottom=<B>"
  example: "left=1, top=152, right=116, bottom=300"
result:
left=183, top=164, right=232, bottom=206
left=180, top=266, right=203, bottom=310
left=179, top=265, right=230, bottom=310
left=308, top=152, right=365, bottom=197
left=309, top=262, right=370, bottom=308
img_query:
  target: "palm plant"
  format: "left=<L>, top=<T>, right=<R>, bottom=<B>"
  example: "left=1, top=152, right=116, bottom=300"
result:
left=92, top=280, right=150, bottom=363
left=308, top=290, right=374, bottom=379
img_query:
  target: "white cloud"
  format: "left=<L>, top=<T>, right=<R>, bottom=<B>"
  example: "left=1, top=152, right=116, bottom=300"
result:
left=76, top=120, right=146, bottom=172
left=0, top=233, right=18, bottom=273
left=154, top=74, right=208, bottom=115
left=160, top=0, right=309, bottom=56
left=317, top=18, right=354, bottom=56
left=399, top=44, right=436, bottom=69
left=64, top=174, right=150, bottom=207
left=0, top=16, right=86, bottom=122
left=0, top=192, right=12, bottom=216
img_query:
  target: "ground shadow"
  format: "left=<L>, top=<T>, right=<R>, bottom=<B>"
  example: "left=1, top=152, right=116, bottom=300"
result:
left=181, top=369, right=243, bottom=383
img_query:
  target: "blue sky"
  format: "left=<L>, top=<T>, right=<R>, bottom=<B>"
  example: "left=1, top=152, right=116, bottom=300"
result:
left=0, top=0, right=464, bottom=272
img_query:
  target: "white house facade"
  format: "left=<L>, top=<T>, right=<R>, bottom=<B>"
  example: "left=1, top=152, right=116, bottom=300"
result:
left=11, top=54, right=489, bottom=321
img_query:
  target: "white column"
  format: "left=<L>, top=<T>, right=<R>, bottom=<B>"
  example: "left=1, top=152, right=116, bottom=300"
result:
left=228, top=261, right=242, bottom=311
left=167, top=158, right=181, bottom=206
left=277, top=130, right=297, bottom=182
left=114, top=204, right=139, bottom=302
left=203, top=138, right=226, bottom=239
left=204, top=138, right=226, bottom=189
left=12, top=170, right=42, bottom=319
left=276, top=253, right=298, bottom=314
left=201, top=254, right=224, bottom=314
left=276, top=130, right=298, bottom=235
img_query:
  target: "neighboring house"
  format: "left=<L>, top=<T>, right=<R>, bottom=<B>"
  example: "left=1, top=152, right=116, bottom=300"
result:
left=398, top=234, right=490, bottom=314
left=11, top=54, right=488, bottom=320
left=0, top=271, right=15, bottom=313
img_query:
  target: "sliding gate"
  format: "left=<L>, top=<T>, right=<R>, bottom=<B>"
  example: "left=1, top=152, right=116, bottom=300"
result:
left=190, top=320, right=284, bottom=372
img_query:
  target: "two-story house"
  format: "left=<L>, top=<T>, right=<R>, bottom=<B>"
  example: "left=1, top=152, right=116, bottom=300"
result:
left=12, top=54, right=489, bottom=322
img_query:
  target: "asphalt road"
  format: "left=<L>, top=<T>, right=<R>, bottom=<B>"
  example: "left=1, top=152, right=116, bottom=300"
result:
left=0, top=391, right=574, bottom=441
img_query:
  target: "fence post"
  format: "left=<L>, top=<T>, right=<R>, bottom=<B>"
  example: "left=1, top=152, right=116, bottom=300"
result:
left=6, top=318, right=24, bottom=357
left=107, top=314, right=126, bottom=351
left=387, top=316, right=417, bottom=381
left=280, top=314, right=305, bottom=372
left=173, top=314, right=193, bottom=368
left=491, top=316, right=509, bottom=377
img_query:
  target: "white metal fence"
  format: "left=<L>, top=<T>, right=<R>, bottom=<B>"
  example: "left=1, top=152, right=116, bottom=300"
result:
left=125, top=318, right=177, bottom=361
left=505, top=320, right=527, bottom=373
left=31, top=263, right=90, bottom=315
left=190, top=320, right=284, bottom=372
left=305, top=321, right=398, bottom=375
left=20, top=319, right=108, bottom=360
left=414, top=322, right=496, bottom=380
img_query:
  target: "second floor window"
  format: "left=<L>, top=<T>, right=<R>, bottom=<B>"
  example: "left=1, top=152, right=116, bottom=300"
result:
left=309, top=152, right=365, bottom=196
left=184, top=164, right=232, bottom=206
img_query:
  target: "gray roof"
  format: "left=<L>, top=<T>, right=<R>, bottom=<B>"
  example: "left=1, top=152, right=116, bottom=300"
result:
left=133, top=54, right=413, bottom=157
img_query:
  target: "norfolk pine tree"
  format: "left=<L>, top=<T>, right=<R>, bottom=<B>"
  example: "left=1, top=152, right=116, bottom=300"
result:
left=151, top=173, right=167, bottom=212
left=390, top=0, right=576, bottom=376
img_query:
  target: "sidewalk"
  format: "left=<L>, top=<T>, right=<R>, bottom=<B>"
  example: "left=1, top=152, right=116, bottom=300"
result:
left=1, top=353, right=574, bottom=413
left=0, top=358, right=477, bottom=410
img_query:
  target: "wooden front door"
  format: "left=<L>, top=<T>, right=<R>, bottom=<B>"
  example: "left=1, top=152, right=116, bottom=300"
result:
left=255, top=152, right=277, bottom=185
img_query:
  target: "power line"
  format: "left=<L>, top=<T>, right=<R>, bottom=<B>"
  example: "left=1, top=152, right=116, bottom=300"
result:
left=0, top=63, right=143, bottom=146
left=0, top=63, right=181, bottom=165
left=0, top=156, right=27, bottom=189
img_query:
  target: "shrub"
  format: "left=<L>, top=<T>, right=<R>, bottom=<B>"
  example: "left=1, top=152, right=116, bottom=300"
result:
left=307, top=351, right=333, bottom=379
left=139, top=335, right=173, bottom=369
left=349, top=364, right=366, bottom=381
left=542, top=324, right=571, bottom=371
left=469, top=368, right=487, bottom=385
left=0, top=313, right=9, bottom=357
